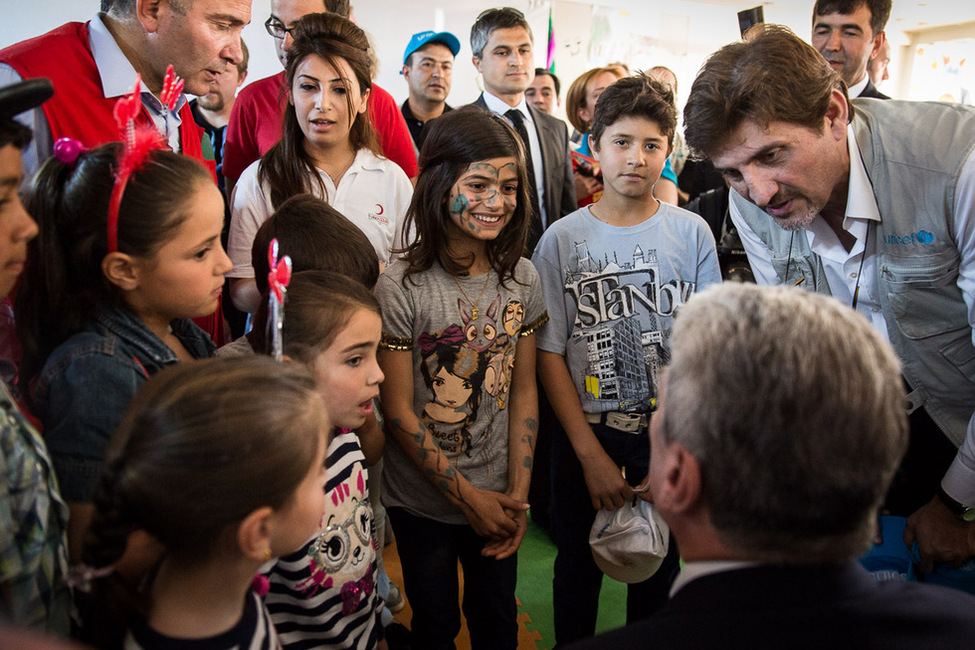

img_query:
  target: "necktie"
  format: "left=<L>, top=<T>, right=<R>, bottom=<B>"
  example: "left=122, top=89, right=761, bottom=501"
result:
left=505, top=109, right=542, bottom=229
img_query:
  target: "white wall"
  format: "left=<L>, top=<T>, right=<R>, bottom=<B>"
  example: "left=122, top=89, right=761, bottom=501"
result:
left=0, top=0, right=807, bottom=108
left=4, top=0, right=973, bottom=109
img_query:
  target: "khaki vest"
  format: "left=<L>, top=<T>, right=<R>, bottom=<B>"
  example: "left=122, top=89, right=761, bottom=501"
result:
left=734, top=99, right=975, bottom=446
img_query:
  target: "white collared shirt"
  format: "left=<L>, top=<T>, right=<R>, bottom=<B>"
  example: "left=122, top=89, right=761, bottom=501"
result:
left=848, top=76, right=870, bottom=99
left=731, top=123, right=975, bottom=507
left=1, top=13, right=186, bottom=180
left=670, top=560, right=759, bottom=596
left=481, top=90, right=548, bottom=228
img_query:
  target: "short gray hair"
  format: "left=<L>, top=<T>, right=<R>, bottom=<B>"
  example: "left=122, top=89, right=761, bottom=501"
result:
left=104, top=0, right=190, bottom=15
left=661, top=283, right=907, bottom=563
left=470, top=7, right=533, bottom=59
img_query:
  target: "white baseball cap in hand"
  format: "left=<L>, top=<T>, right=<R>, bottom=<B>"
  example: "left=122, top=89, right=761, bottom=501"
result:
left=589, top=498, right=670, bottom=583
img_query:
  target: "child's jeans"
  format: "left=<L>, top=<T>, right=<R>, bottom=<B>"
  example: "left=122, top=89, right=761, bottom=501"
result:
left=388, top=507, right=518, bottom=650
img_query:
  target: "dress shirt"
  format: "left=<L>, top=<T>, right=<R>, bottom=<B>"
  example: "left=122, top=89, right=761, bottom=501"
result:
left=848, top=76, right=870, bottom=99
left=731, top=125, right=975, bottom=507
left=481, top=90, right=548, bottom=228
left=670, top=560, right=759, bottom=596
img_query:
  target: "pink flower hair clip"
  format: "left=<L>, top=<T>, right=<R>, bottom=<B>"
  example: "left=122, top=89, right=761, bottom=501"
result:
left=267, top=238, right=292, bottom=361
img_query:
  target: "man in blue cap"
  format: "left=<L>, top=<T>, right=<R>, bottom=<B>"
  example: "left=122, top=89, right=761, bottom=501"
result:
left=400, top=30, right=460, bottom=152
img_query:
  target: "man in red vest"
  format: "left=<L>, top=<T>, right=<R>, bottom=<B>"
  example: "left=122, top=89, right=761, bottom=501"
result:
left=0, top=0, right=252, bottom=346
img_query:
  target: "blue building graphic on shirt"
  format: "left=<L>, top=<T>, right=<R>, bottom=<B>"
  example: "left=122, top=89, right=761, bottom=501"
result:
left=563, top=242, right=674, bottom=409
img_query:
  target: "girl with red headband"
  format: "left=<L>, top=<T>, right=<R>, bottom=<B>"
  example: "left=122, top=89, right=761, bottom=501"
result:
left=16, top=76, right=230, bottom=565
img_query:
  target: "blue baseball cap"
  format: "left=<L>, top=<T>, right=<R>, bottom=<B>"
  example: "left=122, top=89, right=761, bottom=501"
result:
left=402, top=31, right=461, bottom=66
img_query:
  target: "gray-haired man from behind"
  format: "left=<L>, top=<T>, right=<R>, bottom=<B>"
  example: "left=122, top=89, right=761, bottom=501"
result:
left=570, top=283, right=975, bottom=649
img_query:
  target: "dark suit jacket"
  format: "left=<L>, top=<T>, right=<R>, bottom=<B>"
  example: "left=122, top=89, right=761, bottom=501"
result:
left=858, top=79, right=891, bottom=100
left=473, top=94, right=576, bottom=252
left=567, top=562, right=975, bottom=649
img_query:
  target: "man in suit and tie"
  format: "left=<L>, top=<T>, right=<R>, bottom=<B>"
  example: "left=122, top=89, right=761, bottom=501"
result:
left=812, top=0, right=891, bottom=99
left=470, top=7, right=575, bottom=254
left=569, top=283, right=975, bottom=649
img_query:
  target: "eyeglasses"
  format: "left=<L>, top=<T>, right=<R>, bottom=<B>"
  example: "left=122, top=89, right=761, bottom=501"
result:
left=314, top=502, right=372, bottom=571
left=476, top=7, right=525, bottom=22
left=265, top=16, right=296, bottom=40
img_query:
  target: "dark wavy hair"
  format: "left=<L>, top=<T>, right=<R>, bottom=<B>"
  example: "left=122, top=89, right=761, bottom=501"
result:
left=591, top=73, right=677, bottom=149
left=683, top=24, right=850, bottom=161
left=258, top=12, right=380, bottom=210
left=399, top=105, right=530, bottom=286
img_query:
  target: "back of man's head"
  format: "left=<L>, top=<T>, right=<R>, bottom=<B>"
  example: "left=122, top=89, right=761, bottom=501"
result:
left=683, top=24, right=848, bottom=161
left=812, top=0, right=892, bottom=37
left=660, top=283, right=907, bottom=563
left=470, top=7, right=533, bottom=59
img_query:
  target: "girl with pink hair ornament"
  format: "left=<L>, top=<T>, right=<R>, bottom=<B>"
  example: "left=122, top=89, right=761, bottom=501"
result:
left=16, top=67, right=229, bottom=564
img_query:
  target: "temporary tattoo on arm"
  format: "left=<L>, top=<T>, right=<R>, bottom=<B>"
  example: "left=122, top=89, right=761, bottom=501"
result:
left=520, top=417, right=537, bottom=468
left=392, top=417, right=463, bottom=501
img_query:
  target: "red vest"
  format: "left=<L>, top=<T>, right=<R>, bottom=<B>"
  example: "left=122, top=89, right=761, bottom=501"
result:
left=0, top=22, right=226, bottom=346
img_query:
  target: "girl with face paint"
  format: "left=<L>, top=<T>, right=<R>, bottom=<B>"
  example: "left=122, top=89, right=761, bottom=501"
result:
left=373, top=106, right=549, bottom=649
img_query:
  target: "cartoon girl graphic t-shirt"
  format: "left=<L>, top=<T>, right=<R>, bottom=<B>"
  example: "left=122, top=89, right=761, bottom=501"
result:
left=376, top=258, right=548, bottom=525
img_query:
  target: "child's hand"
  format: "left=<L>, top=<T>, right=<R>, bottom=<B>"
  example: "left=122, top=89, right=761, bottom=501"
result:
left=581, top=448, right=633, bottom=511
left=462, top=488, right=526, bottom=540
left=633, top=475, right=654, bottom=504
left=482, top=507, right=528, bottom=560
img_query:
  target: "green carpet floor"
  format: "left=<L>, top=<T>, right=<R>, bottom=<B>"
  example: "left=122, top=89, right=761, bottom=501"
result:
left=515, top=514, right=628, bottom=649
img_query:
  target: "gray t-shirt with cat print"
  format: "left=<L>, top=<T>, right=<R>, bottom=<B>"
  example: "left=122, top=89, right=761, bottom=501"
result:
left=376, top=258, right=547, bottom=524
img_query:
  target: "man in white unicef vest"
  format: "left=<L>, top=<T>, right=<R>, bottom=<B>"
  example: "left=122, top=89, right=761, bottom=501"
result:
left=682, top=24, right=975, bottom=572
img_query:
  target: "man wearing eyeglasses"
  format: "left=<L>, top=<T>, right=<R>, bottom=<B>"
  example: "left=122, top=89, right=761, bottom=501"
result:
left=0, top=0, right=248, bottom=182
left=470, top=7, right=575, bottom=255
left=222, top=0, right=417, bottom=193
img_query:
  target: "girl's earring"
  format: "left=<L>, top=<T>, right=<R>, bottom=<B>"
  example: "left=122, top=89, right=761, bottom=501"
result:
left=263, top=547, right=272, bottom=562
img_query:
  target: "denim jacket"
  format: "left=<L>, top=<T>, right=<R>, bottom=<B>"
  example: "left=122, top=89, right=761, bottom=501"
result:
left=34, top=306, right=215, bottom=501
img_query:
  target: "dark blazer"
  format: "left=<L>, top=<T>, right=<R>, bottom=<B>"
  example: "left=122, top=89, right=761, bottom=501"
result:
left=858, top=79, right=891, bottom=100
left=473, top=93, right=576, bottom=252
left=566, top=562, right=975, bottom=649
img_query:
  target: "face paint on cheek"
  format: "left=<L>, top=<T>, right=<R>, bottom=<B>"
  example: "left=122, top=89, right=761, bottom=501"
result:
left=450, top=193, right=470, bottom=216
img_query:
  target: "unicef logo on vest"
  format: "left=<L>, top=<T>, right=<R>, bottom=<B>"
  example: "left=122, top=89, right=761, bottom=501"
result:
left=884, top=230, right=935, bottom=246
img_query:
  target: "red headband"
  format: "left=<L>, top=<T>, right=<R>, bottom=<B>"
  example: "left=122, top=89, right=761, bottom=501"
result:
left=106, top=66, right=183, bottom=253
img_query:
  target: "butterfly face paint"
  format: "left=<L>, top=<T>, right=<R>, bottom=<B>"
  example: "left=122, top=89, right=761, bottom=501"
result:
left=446, top=157, right=519, bottom=242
